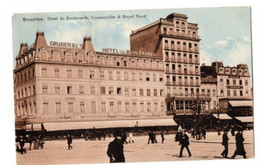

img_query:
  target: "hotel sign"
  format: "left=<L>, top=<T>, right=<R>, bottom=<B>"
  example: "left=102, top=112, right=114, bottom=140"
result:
left=50, top=41, right=82, bottom=48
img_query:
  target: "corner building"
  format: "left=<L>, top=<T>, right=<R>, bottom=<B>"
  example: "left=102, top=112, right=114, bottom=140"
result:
left=131, top=13, right=209, bottom=129
left=14, top=31, right=170, bottom=131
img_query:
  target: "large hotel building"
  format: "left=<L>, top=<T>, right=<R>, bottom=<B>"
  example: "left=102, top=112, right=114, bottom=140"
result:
left=14, top=13, right=253, bottom=132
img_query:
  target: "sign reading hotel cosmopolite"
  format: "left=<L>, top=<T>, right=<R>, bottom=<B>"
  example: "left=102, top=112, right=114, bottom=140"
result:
left=50, top=41, right=82, bottom=48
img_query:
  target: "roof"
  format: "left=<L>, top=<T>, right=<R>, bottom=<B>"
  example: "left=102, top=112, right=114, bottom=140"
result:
left=212, top=114, right=232, bottom=120
left=26, top=119, right=177, bottom=131
left=235, top=116, right=253, bottom=123
left=229, top=101, right=253, bottom=107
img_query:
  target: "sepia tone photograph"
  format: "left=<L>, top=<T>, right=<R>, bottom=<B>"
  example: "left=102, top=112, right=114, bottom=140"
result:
left=12, top=6, right=254, bottom=165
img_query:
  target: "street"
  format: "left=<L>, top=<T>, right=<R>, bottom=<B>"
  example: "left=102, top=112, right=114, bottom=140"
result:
left=16, top=130, right=254, bottom=165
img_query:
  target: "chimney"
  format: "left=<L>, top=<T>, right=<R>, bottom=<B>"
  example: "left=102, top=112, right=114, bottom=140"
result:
left=82, top=36, right=95, bottom=52
left=18, top=43, right=28, bottom=56
left=33, top=31, right=48, bottom=50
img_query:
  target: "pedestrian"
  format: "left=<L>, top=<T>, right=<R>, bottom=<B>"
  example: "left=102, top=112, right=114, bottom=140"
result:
left=67, top=134, right=73, bottom=150
left=152, top=132, right=158, bottom=143
left=221, top=129, right=229, bottom=158
left=179, top=130, right=192, bottom=157
left=231, top=128, right=247, bottom=159
left=160, top=131, right=165, bottom=143
left=19, top=136, right=26, bottom=154
left=107, top=130, right=125, bottom=163
left=202, top=127, right=206, bottom=140
left=128, top=132, right=134, bottom=143
left=121, top=131, right=128, bottom=144
left=148, top=131, right=152, bottom=144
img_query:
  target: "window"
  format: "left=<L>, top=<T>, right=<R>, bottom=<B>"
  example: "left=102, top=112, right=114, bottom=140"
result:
left=125, top=102, right=130, bottom=112
left=147, top=102, right=151, bottom=112
left=125, top=88, right=129, bottom=96
left=146, top=74, right=150, bottom=81
left=67, top=102, right=73, bottom=113
left=245, top=80, right=248, bottom=86
left=91, top=101, right=96, bottom=113
left=117, top=101, right=122, bottom=112
left=101, top=102, right=106, bottom=112
left=123, top=60, right=127, bottom=67
left=117, top=87, right=122, bottom=95
left=116, top=62, right=120, bottom=66
left=132, top=88, right=136, bottom=96
left=80, top=102, right=85, bottom=113
left=100, top=70, right=105, bottom=79
left=220, top=90, right=224, bottom=96
left=139, top=89, right=144, bottom=96
left=227, top=79, right=230, bottom=85
left=42, top=68, right=47, bottom=77
left=79, top=86, right=84, bottom=94
left=90, top=86, right=95, bottom=94
left=124, top=72, right=128, bottom=80
left=131, top=72, right=136, bottom=81
left=67, top=86, right=72, bottom=94
left=147, top=89, right=151, bottom=96
left=233, top=79, right=236, bottom=85
left=78, top=70, right=83, bottom=78
left=234, top=90, right=237, bottom=96
left=90, top=70, right=95, bottom=79
left=227, top=90, right=230, bottom=96
left=239, top=80, right=242, bottom=86
left=139, top=73, right=143, bottom=81
left=154, top=89, right=157, bottom=96
left=109, top=87, right=113, bottom=95
left=116, top=71, right=121, bottom=80
left=42, top=85, right=48, bottom=94
left=55, top=86, right=60, bottom=94
left=108, top=71, right=113, bottom=80
left=240, top=90, right=243, bottom=96
left=100, top=87, right=106, bottom=95
left=220, top=79, right=223, bottom=85
left=43, top=102, right=49, bottom=115
left=67, top=69, right=72, bottom=78
left=56, top=102, right=61, bottom=114
left=109, top=102, right=114, bottom=112
left=54, top=69, right=59, bottom=78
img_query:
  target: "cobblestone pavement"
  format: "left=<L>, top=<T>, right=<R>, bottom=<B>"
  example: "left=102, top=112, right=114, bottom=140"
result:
left=16, top=130, right=254, bottom=165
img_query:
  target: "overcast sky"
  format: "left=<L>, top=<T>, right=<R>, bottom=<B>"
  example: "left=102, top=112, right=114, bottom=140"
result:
left=12, top=7, right=252, bottom=74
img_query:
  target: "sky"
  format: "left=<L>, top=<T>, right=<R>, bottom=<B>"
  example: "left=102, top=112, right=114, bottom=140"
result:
left=12, top=7, right=252, bottom=75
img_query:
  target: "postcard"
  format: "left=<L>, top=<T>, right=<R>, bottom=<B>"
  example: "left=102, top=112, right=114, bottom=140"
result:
left=12, top=7, right=253, bottom=164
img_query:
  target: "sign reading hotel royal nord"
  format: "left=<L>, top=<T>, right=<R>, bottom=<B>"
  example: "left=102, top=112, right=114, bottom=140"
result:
left=12, top=7, right=253, bottom=165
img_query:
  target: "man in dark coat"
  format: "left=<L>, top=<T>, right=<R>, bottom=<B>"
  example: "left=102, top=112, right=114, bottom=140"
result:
left=107, top=130, right=125, bottom=163
left=221, top=129, right=229, bottom=158
left=231, top=129, right=246, bottom=159
left=147, top=131, right=152, bottom=144
left=179, top=130, right=192, bottom=157
left=160, top=131, right=165, bottom=144
left=67, top=134, right=73, bottom=150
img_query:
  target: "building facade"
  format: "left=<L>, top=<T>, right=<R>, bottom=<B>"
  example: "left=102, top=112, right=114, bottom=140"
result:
left=14, top=13, right=252, bottom=131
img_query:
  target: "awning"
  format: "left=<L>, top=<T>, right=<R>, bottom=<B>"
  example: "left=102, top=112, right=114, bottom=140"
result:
left=235, top=116, right=254, bottom=123
left=136, top=118, right=177, bottom=127
left=212, top=114, right=232, bottom=120
left=229, top=101, right=252, bottom=107
left=26, top=119, right=177, bottom=131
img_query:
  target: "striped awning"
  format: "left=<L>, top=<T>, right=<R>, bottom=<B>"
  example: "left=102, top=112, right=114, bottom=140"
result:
left=235, top=116, right=254, bottom=123
left=26, top=118, right=177, bottom=131
left=212, top=114, right=232, bottom=120
left=229, top=101, right=252, bottom=107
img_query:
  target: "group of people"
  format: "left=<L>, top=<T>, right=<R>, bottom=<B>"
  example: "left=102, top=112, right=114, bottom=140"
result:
left=106, top=127, right=248, bottom=163
left=16, top=133, right=45, bottom=154
left=221, top=128, right=247, bottom=159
